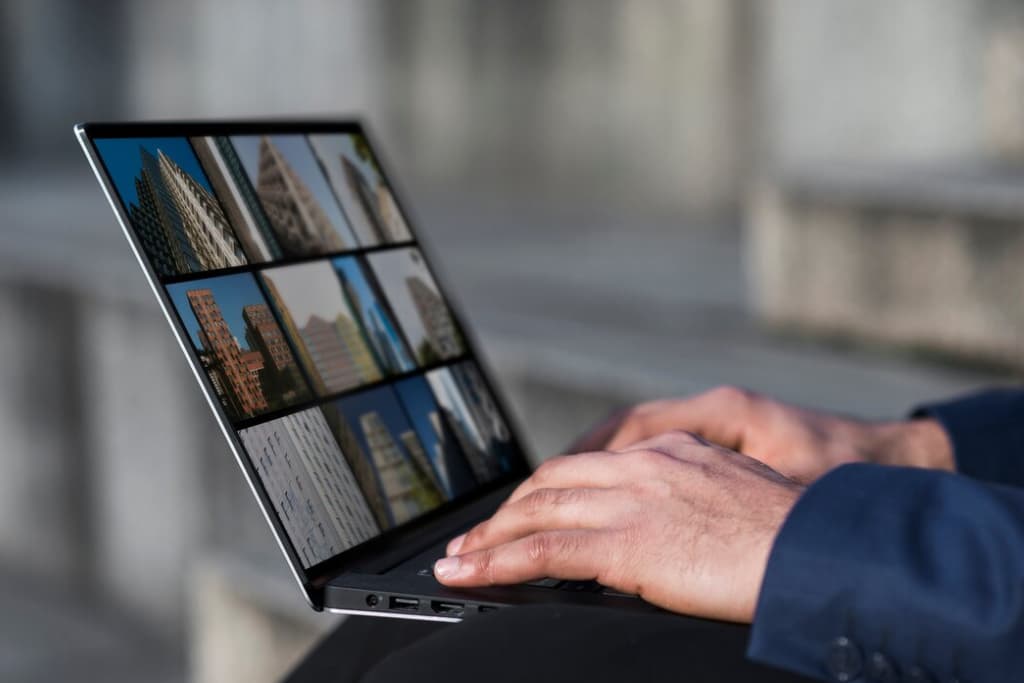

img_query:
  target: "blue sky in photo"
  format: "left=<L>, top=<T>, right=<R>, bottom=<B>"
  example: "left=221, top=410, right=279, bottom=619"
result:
left=229, top=134, right=354, bottom=238
left=394, top=375, right=444, bottom=468
left=332, top=256, right=384, bottom=322
left=332, top=385, right=417, bottom=461
left=94, top=137, right=211, bottom=208
left=332, top=256, right=414, bottom=369
left=167, top=273, right=268, bottom=351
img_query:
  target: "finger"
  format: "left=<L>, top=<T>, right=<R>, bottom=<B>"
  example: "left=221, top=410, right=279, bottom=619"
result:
left=451, top=487, right=620, bottom=556
left=616, top=428, right=798, bottom=487
left=618, top=429, right=713, bottom=454
left=605, top=387, right=756, bottom=452
left=564, top=407, right=632, bottom=453
left=434, top=529, right=609, bottom=586
left=504, top=452, right=626, bottom=507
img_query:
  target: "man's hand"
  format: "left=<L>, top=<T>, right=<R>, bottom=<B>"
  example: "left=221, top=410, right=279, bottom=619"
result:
left=433, top=431, right=805, bottom=623
left=568, top=386, right=953, bottom=483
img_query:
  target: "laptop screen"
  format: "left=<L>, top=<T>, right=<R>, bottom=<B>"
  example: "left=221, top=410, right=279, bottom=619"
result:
left=85, top=122, right=527, bottom=575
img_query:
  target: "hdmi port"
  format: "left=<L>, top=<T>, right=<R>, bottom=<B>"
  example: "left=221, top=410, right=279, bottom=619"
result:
left=430, top=600, right=465, bottom=616
left=389, top=596, right=420, bottom=611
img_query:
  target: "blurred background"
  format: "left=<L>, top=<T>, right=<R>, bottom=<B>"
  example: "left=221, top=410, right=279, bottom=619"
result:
left=2, top=0, right=1023, bottom=681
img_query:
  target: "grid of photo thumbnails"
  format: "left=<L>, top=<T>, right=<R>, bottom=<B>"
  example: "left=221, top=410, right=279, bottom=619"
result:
left=94, top=131, right=517, bottom=570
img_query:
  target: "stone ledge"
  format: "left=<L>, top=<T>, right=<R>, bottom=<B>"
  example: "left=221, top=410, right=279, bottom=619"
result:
left=747, top=164, right=1024, bottom=369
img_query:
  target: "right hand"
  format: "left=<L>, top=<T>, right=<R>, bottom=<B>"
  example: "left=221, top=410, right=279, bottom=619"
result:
left=568, top=386, right=954, bottom=483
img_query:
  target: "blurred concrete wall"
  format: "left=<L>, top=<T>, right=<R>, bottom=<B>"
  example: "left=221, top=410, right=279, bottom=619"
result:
left=755, top=0, right=987, bottom=166
left=5, top=0, right=753, bottom=214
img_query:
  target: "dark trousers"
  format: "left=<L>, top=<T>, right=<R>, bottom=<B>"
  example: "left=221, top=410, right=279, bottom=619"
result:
left=285, top=605, right=816, bottom=683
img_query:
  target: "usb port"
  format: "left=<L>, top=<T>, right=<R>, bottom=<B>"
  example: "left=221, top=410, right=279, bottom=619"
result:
left=389, top=596, right=420, bottom=611
left=430, top=600, right=464, bottom=616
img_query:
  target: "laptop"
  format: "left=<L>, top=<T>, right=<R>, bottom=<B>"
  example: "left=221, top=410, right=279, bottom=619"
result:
left=75, top=119, right=661, bottom=622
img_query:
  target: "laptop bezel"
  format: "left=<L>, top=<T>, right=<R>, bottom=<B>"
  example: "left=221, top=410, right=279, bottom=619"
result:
left=75, top=118, right=534, bottom=610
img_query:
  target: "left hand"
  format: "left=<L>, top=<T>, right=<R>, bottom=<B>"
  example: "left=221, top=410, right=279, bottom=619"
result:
left=433, top=431, right=805, bottom=623
left=566, top=386, right=953, bottom=484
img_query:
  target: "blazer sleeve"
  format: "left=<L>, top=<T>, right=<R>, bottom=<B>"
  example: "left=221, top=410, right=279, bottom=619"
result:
left=913, top=387, right=1024, bottom=487
left=747, top=463, right=1024, bottom=683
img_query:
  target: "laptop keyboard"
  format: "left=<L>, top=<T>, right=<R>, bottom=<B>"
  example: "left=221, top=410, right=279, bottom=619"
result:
left=416, top=567, right=638, bottom=599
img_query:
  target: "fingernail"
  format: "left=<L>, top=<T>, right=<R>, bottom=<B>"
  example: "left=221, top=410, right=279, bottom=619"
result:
left=447, top=534, right=466, bottom=556
left=434, top=556, right=462, bottom=579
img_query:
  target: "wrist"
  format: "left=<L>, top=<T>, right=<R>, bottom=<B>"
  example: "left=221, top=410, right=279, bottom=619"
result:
left=743, top=479, right=805, bottom=622
left=868, top=418, right=954, bottom=471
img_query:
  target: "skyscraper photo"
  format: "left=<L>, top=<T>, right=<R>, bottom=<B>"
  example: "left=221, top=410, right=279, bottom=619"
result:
left=327, top=386, right=445, bottom=527
left=447, top=360, right=514, bottom=472
left=231, top=134, right=357, bottom=257
left=260, top=261, right=383, bottom=396
left=332, top=256, right=416, bottom=376
left=167, top=273, right=312, bottom=421
left=239, top=408, right=380, bottom=568
left=190, top=136, right=284, bottom=262
left=394, top=375, right=478, bottom=499
left=95, top=137, right=248, bottom=277
left=367, top=248, right=465, bottom=366
left=426, top=361, right=512, bottom=483
left=308, top=133, right=413, bottom=247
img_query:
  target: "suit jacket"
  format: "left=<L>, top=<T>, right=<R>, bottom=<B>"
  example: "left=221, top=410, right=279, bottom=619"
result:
left=747, top=388, right=1024, bottom=682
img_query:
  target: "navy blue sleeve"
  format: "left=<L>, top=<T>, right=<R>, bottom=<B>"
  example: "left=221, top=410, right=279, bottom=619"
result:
left=747, top=463, right=1024, bottom=683
left=913, top=388, right=1024, bottom=487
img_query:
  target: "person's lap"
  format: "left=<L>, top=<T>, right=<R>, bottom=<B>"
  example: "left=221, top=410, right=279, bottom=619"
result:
left=286, top=604, right=815, bottom=683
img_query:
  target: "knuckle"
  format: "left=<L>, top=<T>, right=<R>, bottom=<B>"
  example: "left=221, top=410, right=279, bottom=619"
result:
left=526, top=533, right=552, bottom=564
left=522, top=488, right=557, bottom=516
left=709, top=384, right=755, bottom=406
left=533, top=455, right=567, bottom=481
left=629, top=476, right=673, bottom=499
left=664, top=428, right=703, bottom=444
left=473, top=549, right=497, bottom=584
left=629, top=447, right=673, bottom=469
left=525, top=531, right=578, bottom=569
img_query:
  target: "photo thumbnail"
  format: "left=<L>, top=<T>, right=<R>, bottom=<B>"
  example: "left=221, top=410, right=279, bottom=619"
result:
left=394, top=375, right=478, bottom=499
left=367, top=248, right=465, bottom=366
left=260, top=262, right=383, bottom=396
left=322, top=386, right=446, bottom=527
left=308, top=133, right=412, bottom=247
left=426, top=361, right=515, bottom=484
left=230, top=134, right=357, bottom=257
left=332, top=256, right=416, bottom=376
left=95, top=137, right=247, bottom=278
left=190, top=136, right=284, bottom=263
left=239, top=408, right=380, bottom=568
left=167, top=273, right=313, bottom=422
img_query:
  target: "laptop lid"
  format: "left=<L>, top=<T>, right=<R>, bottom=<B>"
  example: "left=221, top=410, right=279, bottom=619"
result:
left=75, top=119, right=532, bottom=610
